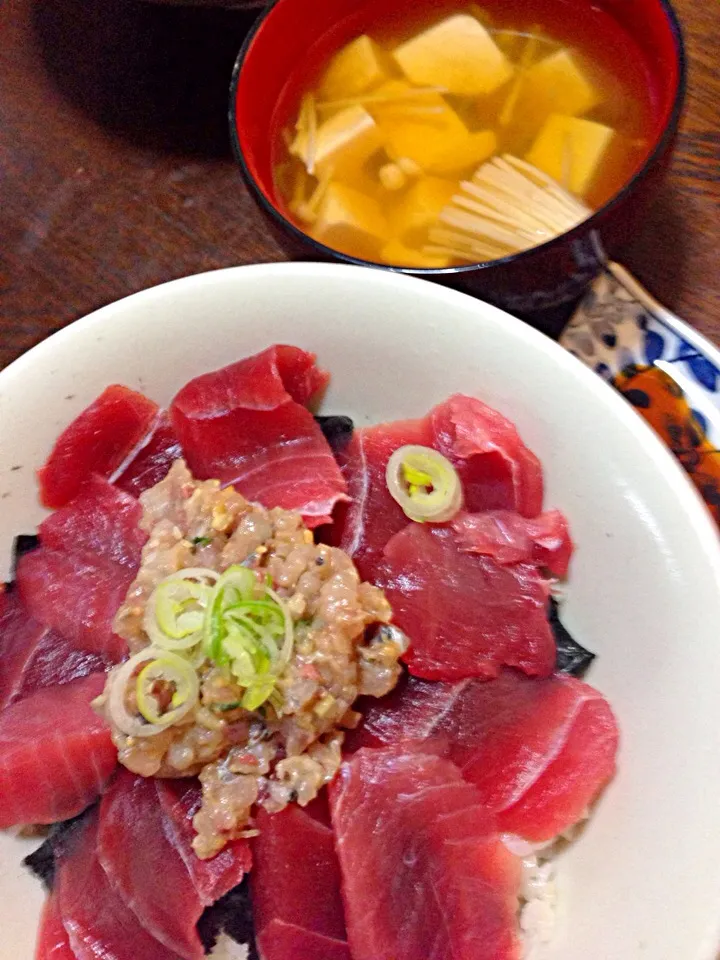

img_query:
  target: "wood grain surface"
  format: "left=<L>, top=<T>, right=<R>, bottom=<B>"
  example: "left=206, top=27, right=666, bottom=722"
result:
left=0, top=0, right=718, bottom=372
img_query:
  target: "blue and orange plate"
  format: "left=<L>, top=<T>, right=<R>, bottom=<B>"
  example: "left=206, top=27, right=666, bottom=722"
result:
left=561, top=262, right=720, bottom=526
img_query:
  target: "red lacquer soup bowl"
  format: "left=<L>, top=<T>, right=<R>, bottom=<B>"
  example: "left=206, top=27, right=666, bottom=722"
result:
left=229, top=0, right=685, bottom=332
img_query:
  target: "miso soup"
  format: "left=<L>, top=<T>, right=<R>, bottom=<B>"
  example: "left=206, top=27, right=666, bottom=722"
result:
left=272, top=0, right=657, bottom=268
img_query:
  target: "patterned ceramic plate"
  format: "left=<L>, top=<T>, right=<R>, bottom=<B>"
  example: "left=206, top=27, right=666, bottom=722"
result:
left=561, top=262, right=720, bottom=525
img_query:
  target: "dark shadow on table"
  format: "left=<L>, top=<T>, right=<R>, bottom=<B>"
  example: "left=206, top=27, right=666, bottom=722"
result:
left=31, top=0, right=260, bottom=157
left=619, top=182, right=688, bottom=306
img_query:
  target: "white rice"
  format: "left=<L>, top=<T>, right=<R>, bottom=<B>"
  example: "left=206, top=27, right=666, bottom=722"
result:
left=520, top=854, right=557, bottom=959
left=205, top=828, right=578, bottom=958
left=502, top=833, right=560, bottom=959
left=206, top=934, right=249, bottom=960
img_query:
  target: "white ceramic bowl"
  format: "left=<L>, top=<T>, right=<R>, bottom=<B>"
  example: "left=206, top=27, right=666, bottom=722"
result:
left=1, top=263, right=720, bottom=960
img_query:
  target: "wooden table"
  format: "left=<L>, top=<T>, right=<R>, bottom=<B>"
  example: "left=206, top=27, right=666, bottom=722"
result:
left=1, top=0, right=718, bottom=372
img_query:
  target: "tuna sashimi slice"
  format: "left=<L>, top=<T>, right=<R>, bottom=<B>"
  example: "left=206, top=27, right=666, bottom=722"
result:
left=38, top=478, right=146, bottom=568
left=381, top=524, right=555, bottom=681
left=0, top=589, right=109, bottom=711
left=38, top=385, right=159, bottom=509
left=16, top=479, right=146, bottom=661
left=0, top=589, right=52, bottom=711
left=330, top=745, right=521, bottom=960
left=353, top=671, right=619, bottom=842
left=35, top=896, right=76, bottom=960
left=17, top=628, right=110, bottom=702
left=451, top=509, right=573, bottom=577
left=0, top=675, right=116, bottom=828
left=257, top=921, right=351, bottom=960
left=252, top=798, right=347, bottom=948
left=57, top=812, right=181, bottom=960
left=114, top=411, right=183, bottom=497
left=98, top=770, right=205, bottom=959
left=335, top=416, right=433, bottom=579
left=431, top=394, right=543, bottom=519
left=17, top=550, right=132, bottom=662
left=171, top=345, right=347, bottom=527
left=335, top=394, right=544, bottom=581
left=157, top=778, right=252, bottom=905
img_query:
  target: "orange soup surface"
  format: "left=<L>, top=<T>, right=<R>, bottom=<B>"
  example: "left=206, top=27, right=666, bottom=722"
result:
left=271, top=0, right=658, bottom=268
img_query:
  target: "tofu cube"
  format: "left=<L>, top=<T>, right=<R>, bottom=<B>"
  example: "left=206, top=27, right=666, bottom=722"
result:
left=380, top=238, right=451, bottom=268
left=426, top=130, right=497, bottom=175
left=519, top=49, right=601, bottom=120
left=311, top=105, right=383, bottom=176
left=319, top=35, right=393, bottom=101
left=525, top=114, right=615, bottom=197
left=369, top=81, right=473, bottom=171
left=393, top=15, right=514, bottom=96
left=311, top=183, right=388, bottom=259
left=389, top=176, right=458, bottom=246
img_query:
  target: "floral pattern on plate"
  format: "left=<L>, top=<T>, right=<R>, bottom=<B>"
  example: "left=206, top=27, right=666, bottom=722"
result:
left=561, top=262, right=720, bottom=523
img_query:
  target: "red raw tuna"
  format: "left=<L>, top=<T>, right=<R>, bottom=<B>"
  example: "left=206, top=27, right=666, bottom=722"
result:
left=431, top=395, right=543, bottom=518
left=335, top=394, right=544, bottom=580
left=99, top=771, right=211, bottom=959
left=35, top=896, right=76, bottom=960
left=38, top=476, right=147, bottom=567
left=16, top=629, right=110, bottom=701
left=330, top=745, right=521, bottom=960
left=16, top=479, right=146, bottom=661
left=381, top=524, right=555, bottom=681
left=451, top=508, right=573, bottom=576
left=58, top=812, right=181, bottom=960
left=335, top=416, right=433, bottom=579
left=258, top=923, right=351, bottom=960
left=353, top=671, right=619, bottom=842
left=252, top=797, right=349, bottom=960
left=156, top=778, right=252, bottom=904
left=0, top=674, right=116, bottom=827
left=114, top=411, right=182, bottom=497
left=38, top=385, right=159, bottom=509
left=171, top=345, right=347, bottom=527
left=17, top=553, right=132, bottom=662
left=0, top=589, right=109, bottom=711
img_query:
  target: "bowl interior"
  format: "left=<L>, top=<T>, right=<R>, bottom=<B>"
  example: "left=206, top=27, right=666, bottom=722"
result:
left=1, top=263, right=719, bottom=960
left=232, top=0, right=682, bottom=257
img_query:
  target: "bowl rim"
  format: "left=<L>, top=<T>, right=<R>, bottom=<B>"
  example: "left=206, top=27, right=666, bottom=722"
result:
left=3, top=261, right=720, bottom=959
left=228, top=0, right=687, bottom=275
left=2, top=261, right=717, bottom=562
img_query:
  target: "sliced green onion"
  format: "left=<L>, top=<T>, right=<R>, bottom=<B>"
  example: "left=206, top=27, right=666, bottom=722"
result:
left=191, top=536, right=212, bottom=547
left=386, top=444, right=463, bottom=523
left=136, top=563, right=295, bottom=720
left=107, top=647, right=199, bottom=738
left=136, top=652, right=200, bottom=726
left=144, top=569, right=218, bottom=651
left=265, top=586, right=294, bottom=673
left=242, top=678, right=276, bottom=711
left=205, top=574, right=293, bottom=711
left=214, top=565, right=256, bottom=603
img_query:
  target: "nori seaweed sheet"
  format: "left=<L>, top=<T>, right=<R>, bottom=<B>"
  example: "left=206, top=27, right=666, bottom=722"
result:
left=10, top=533, right=40, bottom=581
left=24, top=805, right=259, bottom=958
left=22, top=808, right=92, bottom=892
left=198, top=879, right=258, bottom=959
left=550, top=597, right=596, bottom=677
left=314, top=415, right=354, bottom=453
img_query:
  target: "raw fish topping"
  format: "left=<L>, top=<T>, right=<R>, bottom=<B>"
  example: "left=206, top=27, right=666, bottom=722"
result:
left=170, top=345, right=348, bottom=527
left=99, top=459, right=404, bottom=859
left=0, top=342, right=620, bottom=960
left=329, top=745, right=523, bottom=960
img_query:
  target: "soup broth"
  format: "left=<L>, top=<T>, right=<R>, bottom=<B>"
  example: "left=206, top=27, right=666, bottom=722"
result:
left=271, top=0, right=657, bottom=268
